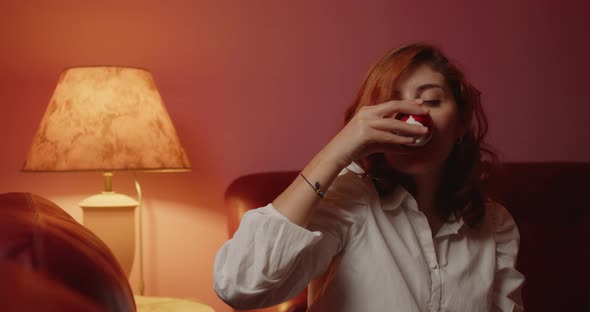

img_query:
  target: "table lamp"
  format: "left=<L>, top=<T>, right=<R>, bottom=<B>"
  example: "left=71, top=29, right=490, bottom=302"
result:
left=22, top=66, right=191, bottom=293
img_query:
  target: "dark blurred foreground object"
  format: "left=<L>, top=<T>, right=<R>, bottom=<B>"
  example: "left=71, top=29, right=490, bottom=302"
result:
left=0, top=192, right=136, bottom=312
left=225, top=162, right=590, bottom=312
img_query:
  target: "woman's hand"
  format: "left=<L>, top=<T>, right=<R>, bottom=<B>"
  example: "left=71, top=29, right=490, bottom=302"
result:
left=273, top=99, right=429, bottom=227
left=322, top=99, right=430, bottom=169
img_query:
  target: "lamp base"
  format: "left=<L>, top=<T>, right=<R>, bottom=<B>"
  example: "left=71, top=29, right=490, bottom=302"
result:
left=80, top=192, right=138, bottom=277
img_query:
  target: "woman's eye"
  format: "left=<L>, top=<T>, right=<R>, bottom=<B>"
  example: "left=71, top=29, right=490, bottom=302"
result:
left=424, top=100, right=441, bottom=106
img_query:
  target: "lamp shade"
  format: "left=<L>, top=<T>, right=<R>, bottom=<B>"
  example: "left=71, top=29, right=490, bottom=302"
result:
left=23, top=66, right=191, bottom=172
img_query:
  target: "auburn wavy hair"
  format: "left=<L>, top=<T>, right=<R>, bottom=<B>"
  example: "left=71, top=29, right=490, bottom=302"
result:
left=344, top=43, right=499, bottom=227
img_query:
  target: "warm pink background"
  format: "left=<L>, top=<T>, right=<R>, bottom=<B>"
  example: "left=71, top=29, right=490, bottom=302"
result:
left=1, top=1, right=588, bottom=311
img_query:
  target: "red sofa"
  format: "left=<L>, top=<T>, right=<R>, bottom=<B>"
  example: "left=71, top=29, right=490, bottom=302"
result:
left=0, top=192, right=136, bottom=312
left=225, top=162, right=590, bottom=312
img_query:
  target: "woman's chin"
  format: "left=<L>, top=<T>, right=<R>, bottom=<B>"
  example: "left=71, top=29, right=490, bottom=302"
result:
left=392, top=163, right=435, bottom=175
left=385, top=153, right=445, bottom=176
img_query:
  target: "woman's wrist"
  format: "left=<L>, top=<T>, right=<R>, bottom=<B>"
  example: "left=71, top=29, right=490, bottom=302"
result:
left=311, top=145, right=350, bottom=174
left=272, top=145, right=349, bottom=227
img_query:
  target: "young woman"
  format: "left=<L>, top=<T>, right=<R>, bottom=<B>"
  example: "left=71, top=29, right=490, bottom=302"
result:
left=214, top=43, right=525, bottom=312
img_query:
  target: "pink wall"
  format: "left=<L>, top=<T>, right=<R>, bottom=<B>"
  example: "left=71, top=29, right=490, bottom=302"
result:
left=1, top=1, right=588, bottom=311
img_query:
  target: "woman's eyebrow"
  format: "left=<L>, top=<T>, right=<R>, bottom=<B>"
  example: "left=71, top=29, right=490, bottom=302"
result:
left=416, top=83, right=444, bottom=96
left=393, top=83, right=445, bottom=98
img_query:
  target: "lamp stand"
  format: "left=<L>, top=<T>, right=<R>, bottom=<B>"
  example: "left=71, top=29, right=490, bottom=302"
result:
left=80, top=172, right=138, bottom=277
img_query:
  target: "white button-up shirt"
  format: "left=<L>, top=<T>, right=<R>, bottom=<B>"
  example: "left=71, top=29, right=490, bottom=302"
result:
left=214, top=162, right=525, bottom=311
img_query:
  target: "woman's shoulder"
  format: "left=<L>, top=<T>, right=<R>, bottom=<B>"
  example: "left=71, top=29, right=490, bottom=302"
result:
left=482, top=199, right=520, bottom=239
left=484, top=199, right=515, bottom=222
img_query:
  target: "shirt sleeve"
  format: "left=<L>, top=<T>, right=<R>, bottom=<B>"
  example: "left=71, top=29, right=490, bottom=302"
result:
left=213, top=172, right=369, bottom=310
left=492, top=203, right=526, bottom=312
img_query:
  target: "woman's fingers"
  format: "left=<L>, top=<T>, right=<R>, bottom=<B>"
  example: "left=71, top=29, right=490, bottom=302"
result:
left=369, top=118, right=429, bottom=136
left=329, top=99, right=431, bottom=164
left=358, top=129, right=415, bottom=157
left=365, top=127, right=415, bottom=145
left=359, top=99, right=429, bottom=118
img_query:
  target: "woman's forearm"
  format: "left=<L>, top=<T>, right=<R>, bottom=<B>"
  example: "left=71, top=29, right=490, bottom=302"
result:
left=272, top=147, right=345, bottom=227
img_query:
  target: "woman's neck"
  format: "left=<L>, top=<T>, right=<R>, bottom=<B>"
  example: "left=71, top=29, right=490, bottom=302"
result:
left=401, top=168, right=443, bottom=216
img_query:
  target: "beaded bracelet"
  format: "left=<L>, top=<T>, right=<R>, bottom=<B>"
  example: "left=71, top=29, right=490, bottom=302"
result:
left=299, top=173, right=325, bottom=199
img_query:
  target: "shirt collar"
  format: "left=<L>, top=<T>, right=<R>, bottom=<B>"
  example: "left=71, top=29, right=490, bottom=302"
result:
left=376, top=175, right=466, bottom=236
left=436, top=217, right=465, bottom=238
left=343, top=162, right=411, bottom=212
left=344, top=161, right=366, bottom=175
left=381, top=184, right=412, bottom=212
left=344, top=162, right=465, bottom=234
